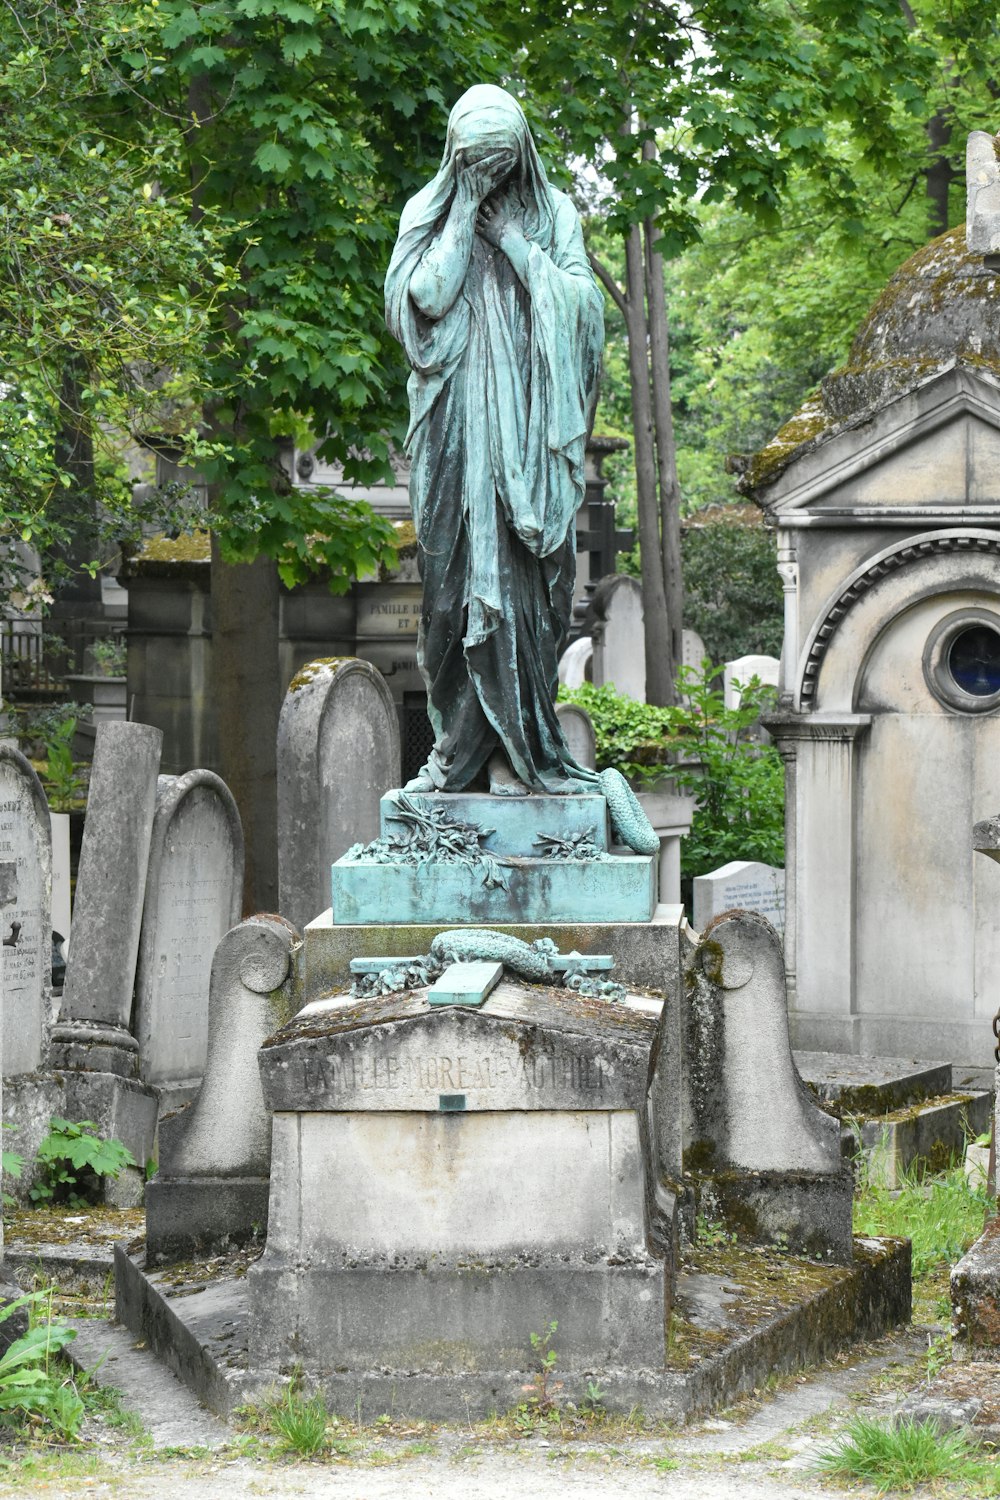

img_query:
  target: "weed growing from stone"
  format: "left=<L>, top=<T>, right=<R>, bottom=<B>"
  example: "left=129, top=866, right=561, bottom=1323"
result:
left=29, top=1119, right=136, bottom=1207
left=264, top=1383, right=329, bottom=1458
left=815, top=1414, right=1000, bottom=1493
left=0, top=1288, right=83, bottom=1440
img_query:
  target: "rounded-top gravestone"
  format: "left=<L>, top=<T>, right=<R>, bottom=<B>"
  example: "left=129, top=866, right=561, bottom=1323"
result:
left=277, top=658, right=400, bottom=933
left=0, top=746, right=52, bottom=1075
left=134, top=770, right=244, bottom=1092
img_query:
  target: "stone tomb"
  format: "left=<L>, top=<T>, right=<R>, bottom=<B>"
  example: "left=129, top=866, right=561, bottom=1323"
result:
left=249, top=980, right=671, bottom=1380
left=134, top=770, right=244, bottom=1099
left=0, top=746, right=52, bottom=1076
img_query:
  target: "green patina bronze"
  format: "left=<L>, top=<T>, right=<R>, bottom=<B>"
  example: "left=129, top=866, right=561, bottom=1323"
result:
left=385, top=85, right=658, bottom=859
left=385, top=84, right=604, bottom=801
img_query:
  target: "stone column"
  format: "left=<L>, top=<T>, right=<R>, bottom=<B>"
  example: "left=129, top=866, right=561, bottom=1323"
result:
left=764, top=711, right=871, bottom=1053
left=51, top=722, right=162, bottom=1075
left=775, top=540, right=798, bottom=700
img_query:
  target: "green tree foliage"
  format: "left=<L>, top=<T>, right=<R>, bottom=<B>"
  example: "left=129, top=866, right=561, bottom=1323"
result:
left=0, top=2, right=228, bottom=594
left=135, top=0, right=509, bottom=587
left=681, top=522, right=783, bottom=665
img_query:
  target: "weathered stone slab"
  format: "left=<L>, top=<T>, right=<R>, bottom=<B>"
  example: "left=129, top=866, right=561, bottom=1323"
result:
left=146, top=915, right=299, bottom=1260
left=379, top=788, right=610, bottom=854
left=692, top=858, right=785, bottom=937
left=0, top=747, right=52, bottom=1075
left=331, top=850, right=657, bottom=925
left=277, top=658, right=400, bottom=933
left=795, top=1051, right=954, bottom=1115
left=303, top=903, right=685, bottom=997
left=953, top=1216, right=1000, bottom=1360
left=555, top=702, right=596, bottom=769
left=681, top=910, right=852, bottom=1260
left=53, top=722, right=162, bottom=1076
left=261, top=979, right=656, bottom=1114
left=134, top=771, right=244, bottom=1091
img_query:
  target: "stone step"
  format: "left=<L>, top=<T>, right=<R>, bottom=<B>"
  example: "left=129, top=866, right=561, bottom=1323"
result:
left=856, top=1091, right=992, bottom=1188
left=379, top=789, right=611, bottom=856
left=66, top=1314, right=229, bottom=1447
left=794, top=1051, right=992, bottom=1188
left=331, top=850, right=657, bottom=925
left=795, top=1051, right=954, bottom=1115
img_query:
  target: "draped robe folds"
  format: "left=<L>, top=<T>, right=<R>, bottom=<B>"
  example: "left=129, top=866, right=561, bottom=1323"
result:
left=385, top=90, right=605, bottom=794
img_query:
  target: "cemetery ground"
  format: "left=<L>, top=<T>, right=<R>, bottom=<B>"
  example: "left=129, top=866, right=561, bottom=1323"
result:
left=0, top=1159, right=998, bottom=1498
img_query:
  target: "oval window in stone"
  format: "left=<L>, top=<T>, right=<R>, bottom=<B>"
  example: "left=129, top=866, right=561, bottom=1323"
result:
left=948, top=623, right=1000, bottom=697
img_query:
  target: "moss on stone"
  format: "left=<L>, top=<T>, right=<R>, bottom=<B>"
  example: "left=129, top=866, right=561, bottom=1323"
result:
left=135, top=531, right=212, bottom=564
left=746, top=222, right=1000, bottom=500
left=287, top=657, right=351, bottom=693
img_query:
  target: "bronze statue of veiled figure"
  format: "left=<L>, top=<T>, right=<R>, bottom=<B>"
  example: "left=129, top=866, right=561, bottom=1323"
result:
left=385, top=85, right=605, bottom=798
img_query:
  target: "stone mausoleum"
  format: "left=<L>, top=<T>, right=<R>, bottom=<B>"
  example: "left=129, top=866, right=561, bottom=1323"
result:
left=747, top=138, right=1000, bottom=1067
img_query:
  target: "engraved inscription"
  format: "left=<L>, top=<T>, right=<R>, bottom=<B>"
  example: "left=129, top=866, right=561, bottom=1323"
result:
left=298, top=1049, right=607, bottom=1096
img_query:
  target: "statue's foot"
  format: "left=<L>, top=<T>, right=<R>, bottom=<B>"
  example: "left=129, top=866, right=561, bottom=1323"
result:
left=488, top=751, right=530, bottom=797
left=402, top=767, right=436, bottom=793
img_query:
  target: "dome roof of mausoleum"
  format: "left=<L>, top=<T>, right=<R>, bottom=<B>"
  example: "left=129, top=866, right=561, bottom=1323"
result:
left=744, top=226, right=1000, bottom=498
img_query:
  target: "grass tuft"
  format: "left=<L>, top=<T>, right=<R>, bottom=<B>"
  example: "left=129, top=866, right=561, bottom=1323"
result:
left=815, top=1415, right=997, bottom=1494
left=265, top=1383, right=329, bottom=1458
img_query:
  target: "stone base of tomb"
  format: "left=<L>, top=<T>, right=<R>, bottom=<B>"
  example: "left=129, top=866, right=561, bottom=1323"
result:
left=145, top=1175, right=270, bottom=1264
left=3, top=1069, right=157, bottom=1209
left=301, top=902, right=686, bottom=998
left=247, top=977, right=674, bottom=1380
left=114, top=1235, right=912, bottom=1421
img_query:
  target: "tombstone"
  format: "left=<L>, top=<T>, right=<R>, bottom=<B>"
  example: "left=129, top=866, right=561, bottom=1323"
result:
left=693, top=859, right=786, bottom=938
left=249, top=973, right=673, bottom=1384
left=681, top=627, right=707, bottom=674
left=680, top=910, right=852, bottom=1258
left=134, top=771, right=244, bottom=1098
left=277, top=658, right=400, bottom=933
left=557, top=635, right=593, bottom=688
left=555, top=701, right=596, bottom=769
left=52, top=722, right=162, bottom=1076
left=146, top=915, right=298, bottom=1260
left=0, top=746, right=52, bottom=1075
left=723, top=654, right=780, bottom=711
left=967, top=130, right=1000, bottom=256
left=49, top=811, right=71, bottom=961
left=591, top=576, right=645, bottom=700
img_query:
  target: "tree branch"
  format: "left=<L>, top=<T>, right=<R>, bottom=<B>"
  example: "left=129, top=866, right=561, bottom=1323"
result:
left=589, top=251, right=628, bottom=317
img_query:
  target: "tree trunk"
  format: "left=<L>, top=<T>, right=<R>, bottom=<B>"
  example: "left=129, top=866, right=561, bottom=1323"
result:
left=644, top=216, right=684, bottom=679
left=624, top=224, right=674, bottom=705
left=210, top=531, right=281, bottom=914
left=925, top=109, right=954, bottom=237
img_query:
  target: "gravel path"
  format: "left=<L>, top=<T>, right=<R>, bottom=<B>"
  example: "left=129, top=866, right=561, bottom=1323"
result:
left=0, top=1326, right=932, bottom=1499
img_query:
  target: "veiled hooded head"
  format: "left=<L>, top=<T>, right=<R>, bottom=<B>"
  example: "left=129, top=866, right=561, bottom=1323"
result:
left=392, top=85, right=556, bottom=253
